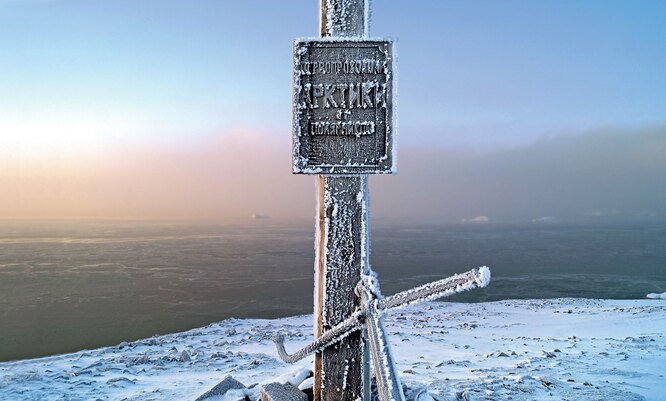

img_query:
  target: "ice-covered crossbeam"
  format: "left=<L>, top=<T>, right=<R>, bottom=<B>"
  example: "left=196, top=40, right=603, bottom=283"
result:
left=377, top=266, right=491, bottom=311
left=273, top=312, right=363, bottom=364
left=272, top=266, right=490, bottom=364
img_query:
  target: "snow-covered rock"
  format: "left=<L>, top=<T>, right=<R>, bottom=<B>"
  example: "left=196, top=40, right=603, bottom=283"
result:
left=179, top=350, right=192, bottom=362
left=277, top=367, right=312, bottom=387
left=195, top=376, right=245, bottom=401
left=260, top=382, right=307, bottom=401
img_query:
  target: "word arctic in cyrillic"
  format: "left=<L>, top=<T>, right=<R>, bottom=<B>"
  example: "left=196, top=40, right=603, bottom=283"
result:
left=292, top=39, right=394, bottom=174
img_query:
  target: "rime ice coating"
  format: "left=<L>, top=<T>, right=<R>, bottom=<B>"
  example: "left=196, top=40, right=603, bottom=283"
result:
left=477, top=265, right=491, bottom=288
left=292, top=39, right=395, bottom=174
left=378, top=266, right=491, bottom=311
left=273, top=266, right=492, bottom=364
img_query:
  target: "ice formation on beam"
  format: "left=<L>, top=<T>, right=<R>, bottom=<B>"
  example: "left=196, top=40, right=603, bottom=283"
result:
left=379, top=266, right=491, bottom=311
left=272, top=266, right=491, bottom=401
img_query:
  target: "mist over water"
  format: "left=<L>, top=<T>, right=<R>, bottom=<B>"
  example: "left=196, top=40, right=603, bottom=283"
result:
left=0, top=220, right=664, bottom=362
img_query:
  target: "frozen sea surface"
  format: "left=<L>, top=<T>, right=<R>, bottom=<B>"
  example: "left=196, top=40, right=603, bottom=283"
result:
left=1, top=220, right=664, bottom=361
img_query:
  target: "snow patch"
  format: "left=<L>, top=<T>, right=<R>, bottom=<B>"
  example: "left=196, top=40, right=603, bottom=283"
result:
left=277, top=367, right=312, bottom=386
left=1, top=299, right=663, bottom=401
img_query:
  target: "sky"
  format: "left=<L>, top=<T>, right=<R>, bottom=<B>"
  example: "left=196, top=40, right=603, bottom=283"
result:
left=1, top=0, right=665, bottom=223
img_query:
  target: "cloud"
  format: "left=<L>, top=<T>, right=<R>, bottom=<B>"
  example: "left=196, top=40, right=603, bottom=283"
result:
left=370, top=126, right=666, bottom=224
left=1, top=126, right=665, bottom=224
left=462, top=216, right=489, bottom=224
left=0, top=129, right=313, bottom=222
left=531, top=216, right=556, bottom=223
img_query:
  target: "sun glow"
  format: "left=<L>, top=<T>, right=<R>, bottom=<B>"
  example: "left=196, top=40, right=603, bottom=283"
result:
left=0, top=108, right=149, bottom=162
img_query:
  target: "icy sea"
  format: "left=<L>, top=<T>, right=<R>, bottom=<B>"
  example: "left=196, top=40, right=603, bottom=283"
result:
left=1, top=220, right=664, bottom=362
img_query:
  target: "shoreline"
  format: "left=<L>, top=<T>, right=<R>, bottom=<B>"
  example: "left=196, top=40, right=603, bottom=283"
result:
left=1, top=298, right=664, bottom=400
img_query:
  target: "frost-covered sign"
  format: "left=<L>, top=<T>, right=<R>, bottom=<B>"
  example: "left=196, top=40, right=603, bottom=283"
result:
left=292, top=39, right=394, bottom=174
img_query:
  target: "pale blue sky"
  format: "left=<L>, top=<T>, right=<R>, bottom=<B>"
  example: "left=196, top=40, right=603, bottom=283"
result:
left=1, top=1, right=665, bottom=221
left=1, top=0, right=665, bottom=152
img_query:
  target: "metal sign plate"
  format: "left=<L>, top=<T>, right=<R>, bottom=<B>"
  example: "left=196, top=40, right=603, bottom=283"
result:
left=293, top=39, right=394, bottom=174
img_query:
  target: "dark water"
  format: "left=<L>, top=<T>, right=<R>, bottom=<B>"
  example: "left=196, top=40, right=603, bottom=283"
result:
left=0, top=220, right=664, bottom=362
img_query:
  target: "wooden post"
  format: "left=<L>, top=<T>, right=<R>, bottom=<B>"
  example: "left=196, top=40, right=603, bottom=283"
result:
left=314, top=4, right=370, bottom=401
left=319, top=0, right=367, bottom=38
left=314, top=175, right=370, bottom=401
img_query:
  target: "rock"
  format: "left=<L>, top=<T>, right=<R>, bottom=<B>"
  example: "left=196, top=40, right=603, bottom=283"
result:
left=413, top=388, right=437, bottom=401
left=539, top=376, right=553, bottom=387
left=297, top=377, right=313, bottom=391
left=195, top=375, right=246, bottom=401
left=458, top=390, right=474, bottom=401
left=542, top=351, right=557, bottom=358
left=260, top=382, right=307, bottom=401
left=107, top=377, right=135, bottom=385
left=129, top=354, right=150, bottom=365
left=297, top=377, right=314, bottom=401
left=81, top=361, right=102, bottom=371
left=179, top=350, right=191, bottom=362
left=277, top=368, right=313, bottom=387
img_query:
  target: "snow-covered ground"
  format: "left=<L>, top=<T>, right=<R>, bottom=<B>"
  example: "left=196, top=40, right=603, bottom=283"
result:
left=1, top=298, right=664, bottom=401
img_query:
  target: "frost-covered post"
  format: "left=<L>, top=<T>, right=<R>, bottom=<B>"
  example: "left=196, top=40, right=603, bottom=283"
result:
left=292, top=0, right=395, bottom=400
